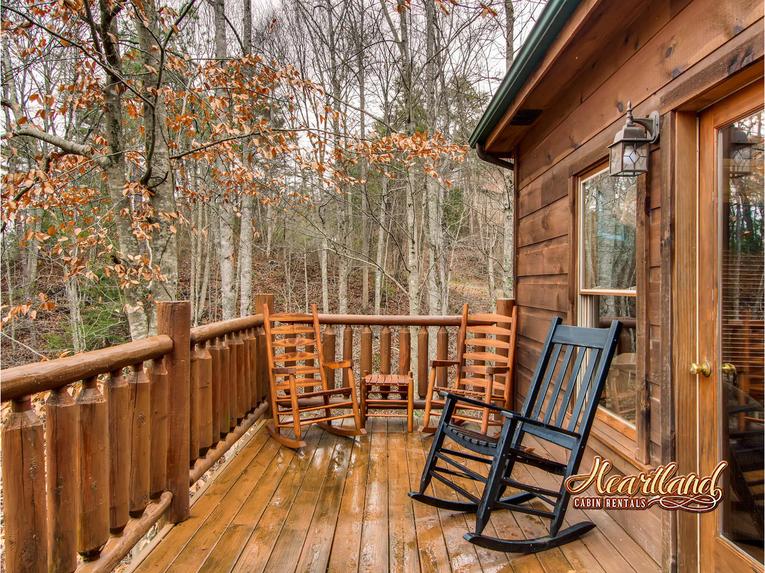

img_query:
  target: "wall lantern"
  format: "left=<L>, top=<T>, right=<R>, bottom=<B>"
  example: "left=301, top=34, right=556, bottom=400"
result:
left=729, top=125, right=761, bottom=179
left=608, top=101, right=660, bottom=177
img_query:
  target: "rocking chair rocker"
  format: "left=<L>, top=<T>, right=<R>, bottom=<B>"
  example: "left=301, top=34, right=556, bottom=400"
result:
left=263, top=304, right=365, bottom=449
left=409, top=317, right=622, bottom=553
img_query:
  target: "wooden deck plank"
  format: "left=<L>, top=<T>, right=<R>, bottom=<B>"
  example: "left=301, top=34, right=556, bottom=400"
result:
left=326, top=424, right=371, bottom=572
left=230, top=429, right=327, bottom=573
left=387, top=418, right=420, bottom=573
left=164, top=438, right=284, bottom=572
left=135, top=425, right=272, bottom=572
left=359, top=417, right=391, bottom=572
left=261, top=429, right=344, bottom=572
left=405, top=427, right=452, bottom=573
left=259, top=430, right=339, bottom=573
left=193, top=439, right=300, bottom=572
left=293, top=432, right=354, bottom=572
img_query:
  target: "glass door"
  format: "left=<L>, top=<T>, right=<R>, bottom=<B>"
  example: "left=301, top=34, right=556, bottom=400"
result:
left=698, top=82, right=764, bottom=572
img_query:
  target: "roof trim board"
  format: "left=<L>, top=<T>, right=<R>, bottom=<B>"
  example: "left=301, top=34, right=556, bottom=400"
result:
left=468, top=0, right=581, bottom=149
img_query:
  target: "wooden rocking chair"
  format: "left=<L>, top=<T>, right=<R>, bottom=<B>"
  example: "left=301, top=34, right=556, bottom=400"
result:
left=263, top=304, right=365, bottom=449
left=421, top=303, right=518, bottom=434
left=410, top=317, right=622, bottom=553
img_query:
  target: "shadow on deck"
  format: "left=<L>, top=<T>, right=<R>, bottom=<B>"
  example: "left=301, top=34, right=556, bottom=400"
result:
left=134, top=418, right=661, bottom=573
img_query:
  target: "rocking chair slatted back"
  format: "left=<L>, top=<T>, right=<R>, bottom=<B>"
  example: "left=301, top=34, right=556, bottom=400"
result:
left=421, top=304, right=518, bottom=433
left=264, top=306, right=326, bottom=392
left=519, top=318, right=620, bottom=447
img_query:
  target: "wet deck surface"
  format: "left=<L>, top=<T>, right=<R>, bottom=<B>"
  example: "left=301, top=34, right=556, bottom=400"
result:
left=135, top=418, right=660, bottom=572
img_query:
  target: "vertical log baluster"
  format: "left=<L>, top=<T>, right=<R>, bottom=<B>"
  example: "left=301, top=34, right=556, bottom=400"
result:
left=380, top=326, right=391, bottom=375
left=360, top=326, right=372, bottom=381
left=129, top=362, right=151, bottom=517
left=46, top=386, right=78, bottom=571
left=437, top=326, right=448, bottom=387
left=399, top=326, right=411, bottom=376
left=77, top=376, right=109, bottom=559
left=209, top=337, right=223, bottom=439
left=241, top=328, right=253, bottom=412
left=198, top=342, right=213, bottom=454
left=227, top=332, right=239, bottom=428
left=246, top=327, right=258, bottom=408
left=107, top=369, right=129, bottom=532
left=323, top=324, right=336, bottom=386
left=418, top=326, right=429, bottom=398
left=220, top=334, right=231, bottom=434
left=150, top=358, right=169, bottom=499
left=157, top=300, right=191, bottom=524
left=190, top=346, right=201, bottom=461
left=257, top=325, right=269, bottom=402
left=3, top=396, right=47, bottom=573
left=344, top=326, right=355, bottom=386
left=233, top=331, right=246, bottom=420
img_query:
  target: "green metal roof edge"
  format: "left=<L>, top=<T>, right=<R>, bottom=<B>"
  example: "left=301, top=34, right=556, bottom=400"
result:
left=468, top=0, right=581, bottom=149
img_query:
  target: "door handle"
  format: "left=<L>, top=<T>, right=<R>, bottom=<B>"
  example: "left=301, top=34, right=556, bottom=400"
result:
left=689, top=361, right=712, bottom=377
left=721, top=362, right=737, bottom=376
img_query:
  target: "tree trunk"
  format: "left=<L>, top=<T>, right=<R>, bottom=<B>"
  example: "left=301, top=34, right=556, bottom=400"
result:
left=238, top=0, right=254, bottom=316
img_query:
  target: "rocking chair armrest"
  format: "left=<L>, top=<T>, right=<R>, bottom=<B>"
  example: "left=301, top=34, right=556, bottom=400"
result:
left=431, top=359, right=459, bottom=368
left=325, top=359, right=352, bottom=370
left=501, top=411, right=581, bottom=439
left=486, top=365, right=510, bottom=376
left=273, top=366, right=300, bottom=375
left=438, top=391, right=509, bottom=413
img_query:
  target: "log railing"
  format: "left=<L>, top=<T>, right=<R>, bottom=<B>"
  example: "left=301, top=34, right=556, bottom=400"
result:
left=0, top=295, right=513, bottom=572
left=0, top=299, right=271, bottom=573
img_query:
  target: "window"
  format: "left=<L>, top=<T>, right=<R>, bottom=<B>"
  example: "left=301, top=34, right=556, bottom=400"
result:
left=578, top=166, right=638, bottom=427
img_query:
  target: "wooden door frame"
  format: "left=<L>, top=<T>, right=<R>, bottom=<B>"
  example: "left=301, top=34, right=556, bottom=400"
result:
left=674, top=79, right=764, bottom=573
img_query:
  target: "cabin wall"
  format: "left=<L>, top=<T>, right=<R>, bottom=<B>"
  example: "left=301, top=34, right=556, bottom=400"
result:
left=509, top=0, right=764, bottom=564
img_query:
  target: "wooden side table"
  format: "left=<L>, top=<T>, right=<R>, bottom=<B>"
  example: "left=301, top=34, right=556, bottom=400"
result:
left=361, top=373, right=414, bottom=432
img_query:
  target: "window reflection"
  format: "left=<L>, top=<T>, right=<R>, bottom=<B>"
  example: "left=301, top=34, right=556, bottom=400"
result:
left=718, top=111, right=764, bottom=563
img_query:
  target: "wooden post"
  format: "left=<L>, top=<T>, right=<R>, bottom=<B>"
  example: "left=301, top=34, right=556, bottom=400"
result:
left=418, top=326, right=429, bottom=398
left=157, top=300, right=191, bottom=524
left=150, top=358, right=169, bottom=499
left=107, top=369, right=130, bottom=531
left=360, top=326, right=373, bottom=379
left=343, top=325, right=354, bottom=387
left=254, top=293, right=273, bottom=402
left=380, top=326, right=391, bottom=375
left=227, top=333, right=239, bottom=428
left=234, top=331, right=246, bottom=419
left=209, top=338, right=223, bottom=438
left=398, top=327, right=411, bottom=375
left=436, top=326, right=448, bottom=387
left=323, top=325, right=336, bottom=386
left=190, top=346, right=201, bottom=462
left=247, top=328, right=258, bottom=408
left=230, top=331, right=244, bottom=421
left=219, top=334, right=231, bottom=434
left=77, top=376, right=109, bottom=559
left=198, top=343, right=213, bottom=454
left=496, top=298, right=515, bottom=410
left=3, top=397, right=47, bottom=573
left=46, top=386, right=79, bottom=571
left=129, top=362, right=151, bottom=517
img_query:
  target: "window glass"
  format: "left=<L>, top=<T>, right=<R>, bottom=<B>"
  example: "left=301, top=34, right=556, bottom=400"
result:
left=579, top=168, right=638, bottom=427
left=581, top=171, right=637, bottom=291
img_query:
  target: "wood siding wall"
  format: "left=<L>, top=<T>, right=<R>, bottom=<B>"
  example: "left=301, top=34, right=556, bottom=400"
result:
left=509, top=0, right=764, bottom=563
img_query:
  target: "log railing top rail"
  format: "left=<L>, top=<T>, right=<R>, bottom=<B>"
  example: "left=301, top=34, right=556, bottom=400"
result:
left=285, top=313, right=506, bottom=327
left=0, top=334, right=173, bottom=402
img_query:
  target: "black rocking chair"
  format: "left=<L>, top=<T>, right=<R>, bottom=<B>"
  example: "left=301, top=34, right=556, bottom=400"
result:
left=409, top=317, right=622, bottom=554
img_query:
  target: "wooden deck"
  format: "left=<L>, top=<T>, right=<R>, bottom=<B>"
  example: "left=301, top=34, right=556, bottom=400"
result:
left=134, top=418, right=661, bottom=573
